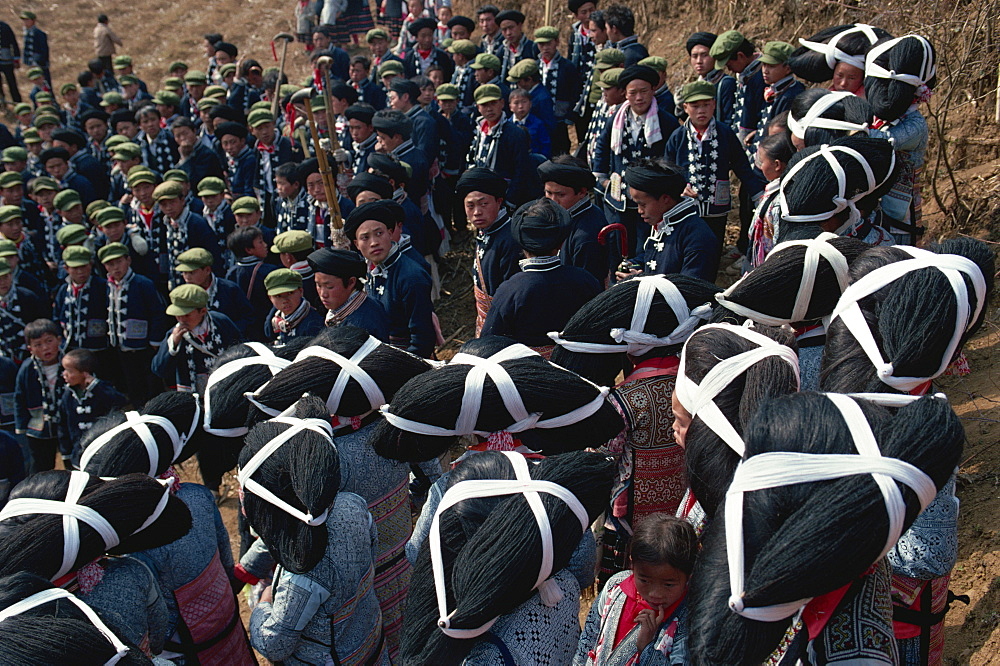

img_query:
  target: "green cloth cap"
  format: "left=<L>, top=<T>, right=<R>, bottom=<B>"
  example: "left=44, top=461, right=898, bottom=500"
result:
left=378, top=61, right=404, bottom=77
left=441, top=37, right=454, bottom=50
left=86, top=199, right=111, bottom=218
left=205, top=85, right=227, bottom=98
left=366, top=28, right=389, bottom=42
left=231, top=196, right=262, bottom=214
left=248, top=109, right=275, bottom=127
left=534, top=26, right=560, bottom=43
left=678, top=80, right=716, bottom=103
left=447, top=39, right=478, bottom=57
left=197, top=177, right=226, bottom=197
left=164, top=169, right=189, bottom=183
left=53, top=189, right=82, bottom=211
left=60, top=83, right=78, bottom=96
left=758, top=41, right=794, bottom=65
left=506, top=58, right=539, bottom=82
left=474, top=84, right=503, bottom=104
left=100, top=92, right=125, bottom=107
left=0, top=206, right=22, bottom=225
left=710, top=30, right=746, bottom=67
left=112, top=55, right=132, bottom=68
left=56, top=223, right=88, bottom=246
left=306, top=95, right=326, bottom=112
left=184, top=70, right=208, bottom=85
left=163, top=77, right=185, bottom=90
left=153, top=181, right=184, bottom=201
left=35, top=90, right=54, bottom=101
left=250, top=101, right=272, bottom=111
left=175, top=247, right=214, bottom=272
left=597, top=67, right=624, bottom=89
left=118, top=74, right=138, bottom=85
left=219, top=63, right=237, bottom=77
left=638, top=56, right=667, bottom=73
left=13, top=102, right=32, bottom=116
left=279, top=84, right=301, bottom=98
left=33, top=114, right=59, bottom=128
left=470, top=53, right=501, bottom=71
left=271, top=230, right=314, bottom=254
left=127, top=168, right=158, bottom=187
left=166, top=284, right=209, bottom=315
left=22, top=128, right=42, bottom=144
left=98, top=242, right=130, bottom=263
left=264, top=268, right=304, bottom=295
left=153, top=90, right=181, bottom=107
left=197, top=97, right=221, bottom=110
left=113, top=142, right=143, bottom=161
left=168, top=61, right=188, bottom=72
left=2, top=147, right=28, bottom=163
left=435, top=83, right=460, bottom=100
left=19, top=11, right=36, bottom=20
left=594, top=48, right=625, bottom=70
left=0, top=259, right=12, bottom=277
left=105, top=135, right=129, bottom=150
left=29, top=176, right=58, bottom=194
left=0, top=239, right=17, bottom=257
left=62, top=245, right=93, bottom=267
left=95, top=206, right=126, bottom=227
left=0, top=172, right=22, bottom=189
left=26, top=67, right=44, bottom=80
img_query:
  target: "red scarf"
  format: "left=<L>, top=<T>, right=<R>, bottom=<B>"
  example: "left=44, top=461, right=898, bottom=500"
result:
left=614, top=574, right=685, bottom=649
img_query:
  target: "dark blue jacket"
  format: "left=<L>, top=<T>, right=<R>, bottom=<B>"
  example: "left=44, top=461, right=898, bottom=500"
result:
left=0, top=355, right=18, bottom=432
left=60, top=171, right=98, bottom=206
left=53, top=275, right=109, bottom=351
left=443, top=110, right=474, bottom=176
left=527, top=84, right=557, bottom=134
left=105, top=270, right=169, bottom=351
left=466, top=118, right=532, bottom=206
left=402, top=46, right=455, bottom=81
left=206, top=276, right=255, bottom=338
left=70, top=150, right=111, bottom=201
left=481, top=259, right=602, bottom=347
left=14, top=357, right=63, bottom=439
left=263, top=305, right=325, bottom=344
left=326, top=292, right=392, bottom=343
left=540, top=54, right=582, bottom=121
left=226, top=81, right=264, bottom=114
left=139, top=129, right=180, bottom=176
left=155, top=209, right=224, bottom=289
left=514, top=113, right=550, bottom=158
left=0, top=430, right=24, bottom=502
left=367, top=247, right=435, bottom=358
left=500, top=37, right=537, bottom=79
left=562, top=200, right=610, bottom=285
left=392, top=140, right=429, bottom=206
left=226, top=145, right=258, bottom=198
left=704, top=69, right=737, bottom=128
left=473, top=209, right=521, bottom=297
left=0, top=286, right=51, bottom=364
left=12, top=267, right=46, bottom=301
left=22, top=25, right=48, bottom=67
left=452, top=66, right=476, bottom=114
left=616, top=35, right=649, bottom=67
left=736, top=59, right=766, bottom=135
left=151, top=311, right=244, bottom=390
left=177, top=142, right=225, bottom=187
left=355, top=78, right=387, bottom=110
left=638, top=198, right=718, bottom=282
left=405, top=105, right=439, bottom=168
left=59, top=379, right=127, bottom=459
left=226, top=257, right=278, bottom=331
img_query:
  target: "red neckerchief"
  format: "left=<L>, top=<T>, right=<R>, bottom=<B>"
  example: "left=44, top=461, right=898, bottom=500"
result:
left=417, top=48, right=432, bottom=59
left=614, top=574, right=686, bottom=649
left=801, top=563, right=877, bottom=639
left=541, top=56, right=553, bottom=65
left=257, top=142, right=276, bottom=154
left=71, top=282, right=85, bottom=297
left=479, top=117, right=500, bottom=133
left=138, top=205, right=155, bottom=229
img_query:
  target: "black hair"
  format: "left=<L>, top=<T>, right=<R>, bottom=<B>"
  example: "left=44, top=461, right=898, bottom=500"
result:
left=170, top=116, right=196, bottom=131
left=76, top=71, right=96, bottom=88
left=764, top=109, right=789, bottom=135
left=788, top=88, right=874, bottom=146
left=350, top=54, right=371, bottom=69
left=627, top=513, right=698, bottom=574
left=62, top=348, right=95, bottom=374
left=226, top=225, right=263, bottom=257
left=134, top=106, right=161, bottom=122
left=204, top=33, right=223, bottom=45
left=410, top=75, right=433, bottom=89
left=589, top=9, right=606, bottom=29
left=508, top=87, right=530, bottom=101
left=788, top=25, right=892, bottom=83
left=239, top=58, right=262, bottom=78
left=275, top=162, right=303, bottom=187
left=87, top=58, right=105, bottom=75
left=214, top=41, right=239, bottom=59
left=97, top=14, right=109, bottom=23
left=736, top=37, right=756, bottom=57
left=24, top=319, right=60, bottom=342
left=603, top=4, right=635, bottom=36
left=476, top=4, right=500, bottom=16
left=865, top=35, right=936, bottom=122
left=757, top=131, right=795, bottom=164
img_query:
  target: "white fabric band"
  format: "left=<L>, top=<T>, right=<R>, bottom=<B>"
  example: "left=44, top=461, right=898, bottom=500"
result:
left=203, top=342, right=292, bottom=437
left=827, top=246, right=986, bottom=391
left=716, top=232, right=850, bottom=326
left=237, top=416, right=336, bottom=526
left=248, top=338, right=385, bottom=420
left=0, top=471, right=120, bottom=581
left=80, top=411, right=182, bottom=478
left=548, top=275, right=713, bottom=354
left=724, top=393, right=937, bottom=621
left=798, top=23, right=880, bottom=71
left=846, top=392, right=946, bottom=407
left=429, top=451, right=589, bottom=638
left=786, top=91, right=869, bottom=140
left=865, top=35, right=936, bottom=88
left=675, top=323, right=800, bottom=457
left=380, top=345, right=610, bottom=437
left=0, top=587, right=129, bottom=664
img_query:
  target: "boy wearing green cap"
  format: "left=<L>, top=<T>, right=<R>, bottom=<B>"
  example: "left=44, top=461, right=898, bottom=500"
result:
left=20, top=12, right=49, bottom=88
left=248, top=109, right=294, bottom=216
left=508, top=88, right=550, bottom=158
left=467, top=85, right=532, bottom=204
left=26, top=67, right=51, bottom=106
left=0, top=261, right=52, bottom=366
left=0, top=195, right=49, bottom=289
left=175, top=247, right=255, bottom=336
left=535, top=26, right=583, bottom=156
left=54, top=246, right=110, bottom=356
left=92, top=206, right=154, bottom=279
left=152, top=283, right=243, bottom=394
left=0, top=171, right=44, bottom=240
left=13, top=103, right=34, bottom=143
left=196, top=176, right=236, bottom=251
left=507, top=59, right=557, bottom=140
left=0, top=239, right=45, bottom=300
left=99, top=241, right=168, bottom=404
left=750, top=41, right=804, bottom=152
left=365, top=28, right=404, bottom=90
left=2, top=146, right=28, bottom=177
left=710, top=30, right=765, bottom=145
left=263, top=268, right=324, bottom=344
left=152, top=181, right=222, bottom=291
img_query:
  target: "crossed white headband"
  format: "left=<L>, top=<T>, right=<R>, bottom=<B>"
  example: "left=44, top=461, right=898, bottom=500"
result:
left=777, top=144, right=895, bottom=228
left=865, top=35, right=936, bottom=88
left=827, top=246, right=986, bottom=391
left=725, top=393, right=938, bottom=621
left=237, top=416, right=336, bottom=526
left=0, top=587, right=129, bottom=664
left=248, top=338, right=386, bottom=426
left=204, top=342, right=292, bottom=437
left=786, top=91, right=869, bottom=141
left=798, top=23, right=880, bottom=71
left=548, top=275, right=713, bottom=355
left=80, top=406, right=191, bottom=478
left=716, top=232, right=850, bottom=326
left=380, top=344, right=610, bottom=437
left=675, top=323, right=800, bottom=456
left=430, top=451, right=589, bottom=638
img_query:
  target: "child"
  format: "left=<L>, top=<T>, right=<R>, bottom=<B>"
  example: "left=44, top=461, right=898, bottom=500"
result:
left=575, top=514, right=697, bottom=665
left=747, top=131, right=794, bottom=268
left=196, top=176, right=235, bottom=254
left=14, top=319, right=64, bottom=473
left=273, top=163, right=312, bottom=234
left=216, top=121, right=257, bottom=198
left=509, top=88, right=551, bottom=157
left=57, top=348, right=127, bottom=467
left=53, top=246, right=109, bottom=358
left=262, top=268, right=324, bottom=344
left=748, top=41, right=804, bottom=155
left=136, top=106, right=180, bottom=176
left=226, top=226, right=279, bottom=328
left=535, top=26, right=583, bottom=155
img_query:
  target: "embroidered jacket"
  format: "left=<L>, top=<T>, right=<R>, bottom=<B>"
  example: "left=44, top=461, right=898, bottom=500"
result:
left=54, top=275, right=110, bottom=351
left=106, top=269, right=168, bottom=351
left=263, top=304, right=325, bottom=344
left=563, top=198, right=611, bottom=284
left=638, top=197, right=717, bottom=281
left=540, top=53, right=583, bottom=122
left=366, top=245, right=435, bottom=358
left=402, top=45, right=455, bottom=81
left=176, top=142, right=226, bottom=188
left=151, top=311, right=243, bottom=391
left=226, top=145, right=259, bottom=198
left=22, top=25, right=49, bottom=67
left=57, top=378, right=127, bottom=459
left=138, top=129, right=180, bottom=176
left=467, top=116, right=532, bottom=205
left=14, top=357, right=64, bottom=439
left=473, top=209, right=522, bottom=296
left=501, top=36, right=537, bottom=79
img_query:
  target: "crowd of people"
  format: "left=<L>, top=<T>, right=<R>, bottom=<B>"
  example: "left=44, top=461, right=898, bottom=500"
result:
left=0, top=2, right=986, bottom=666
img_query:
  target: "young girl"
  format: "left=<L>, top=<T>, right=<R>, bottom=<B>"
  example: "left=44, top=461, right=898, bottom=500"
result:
left=575, top=514, right=697, bottom=665
left=746, top=130, right=794, bottom=268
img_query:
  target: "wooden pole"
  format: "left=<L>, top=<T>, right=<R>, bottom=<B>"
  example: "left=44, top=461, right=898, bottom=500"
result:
left=301, top=98, right=343, bottom=229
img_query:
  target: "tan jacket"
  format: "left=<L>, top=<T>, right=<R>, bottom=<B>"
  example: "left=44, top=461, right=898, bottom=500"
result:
left=93, top=23, right=122, bottom=57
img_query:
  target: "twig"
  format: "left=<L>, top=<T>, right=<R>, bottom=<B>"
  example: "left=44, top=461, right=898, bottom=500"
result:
left=437, top=325, right=467, bottom=351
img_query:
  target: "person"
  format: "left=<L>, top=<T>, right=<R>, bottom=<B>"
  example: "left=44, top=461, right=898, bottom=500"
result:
left=0, top=204, right=49, bottom=294
left=604, top=4, right=646, bottom=65
left=749, top=41, right=804, bottom=155
left=538, top=155, right=610, bottom=284
left=482, top=198, right=602, bottom=356
left=19, top=11, right=48, bottom=87
left=569, top=0, right=598, bottom=141
left=371, top=109, right=429, bottom=208
left=196, top=175, right=235, bottom=251
left=0, top=239, right=45, bottom=301
left=225, top=225, right=277, bottom=327
left=136, top=106, right=180, bottom=176
left=746, top=131, right=795, bottom=267
left=402, top=17, right=455, bottom=81
left=175, top=247, right=254, bottom=335
left=617, top=158, right=717, bottom=282
left=686, top=31, right=735, bottom=127
left=447, top=40, right=478, bottom=114
left=496, top=9, right=535, bottom=79
left=710, top=30, right=765, bottom=150
left=308, top=247, right=391, bottom=340
left=41, top=147, right=98, bottom=206
left=467, top=84, right=532, bottom=205
left=262, top=268, right=324, bottom=344
left=348, top=57, right=386, bottom=111
left=171, top=116, right=224, bottom=187
left=14, top=319, right=63, bottom=473
left=271, top=229, right=321, bottom=311
left=386, top=80, right=437, bottom=172
left=92, top=14, right=121, bottom=72
left=508, top=59, right=557, bottom=139
left=534, top=26, right=582, bottom=155
left=365, top=28, right=403, bottom=88
left=664, top=80, right=763, bottom=268
left=53, top=245, right=110, bottom=359
left=56, top=347, right=127, bottom=466
left=52, top=128, right=110, bottom=201
left=476, top=4, right=504, bottom=56
left=273, top=163, right=311, bottom=234
left=98, top=241, right=166, bottom=406
left=0, top=21, right=22, bottom=104
left=575, top=514, right=697, bottom=665
left=509, top=88, right=551, bottom=157
left=346, top=103, right=379, bottom=177
left=216, top=121, right=257, bottom=198
left=592, top=65, right=679, bottom=257
left=346, top=200, right=434, bottom=357
left=446, top=14, right=475, bottom=42
left=153, top=181, right=221, bottom=290
left=248, top=112, right=293, bottom=205
left=152, top=283, right=242, bottom=393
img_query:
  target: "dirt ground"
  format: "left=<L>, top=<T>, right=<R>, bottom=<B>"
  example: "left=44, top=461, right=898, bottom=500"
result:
left=7, top=0, right=1000, bottom=662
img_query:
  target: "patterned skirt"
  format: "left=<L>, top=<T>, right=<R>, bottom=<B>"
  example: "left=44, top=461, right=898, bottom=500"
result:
left=330, top=10, right=376, bottom=43
left=370, top=477, right=412, bottom=662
